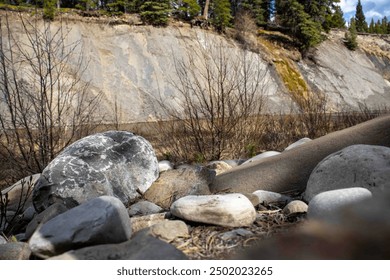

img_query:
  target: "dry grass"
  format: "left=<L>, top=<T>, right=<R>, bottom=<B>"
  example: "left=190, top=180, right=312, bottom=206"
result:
left=170, top=207, right=306, bottom=259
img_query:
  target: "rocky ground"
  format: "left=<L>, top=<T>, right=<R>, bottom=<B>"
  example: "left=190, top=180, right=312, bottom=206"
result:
left=1, top=115, right=390, bottom=260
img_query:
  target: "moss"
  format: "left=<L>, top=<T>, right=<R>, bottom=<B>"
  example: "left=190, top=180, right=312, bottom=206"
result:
left=258, top=32, right=310, bottom=107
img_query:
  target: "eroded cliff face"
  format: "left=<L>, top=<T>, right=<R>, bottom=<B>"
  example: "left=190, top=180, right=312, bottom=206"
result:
left=3, top=13, right=390, bottom=123
left=298, top=31, right=390, bottom=110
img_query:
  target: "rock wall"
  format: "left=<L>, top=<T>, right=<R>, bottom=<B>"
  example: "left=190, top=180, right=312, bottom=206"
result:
left=2, top=13, right=390, bottom=123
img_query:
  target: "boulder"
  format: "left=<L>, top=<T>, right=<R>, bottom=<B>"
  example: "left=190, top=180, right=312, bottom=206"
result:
left=0, top=242, right=31, bottom=260
left=285, top=138, right=312, bottom=151
left=25, top=203, right=69, bottom=240
left=206, top=161, right=233, bottom=175
left=307, top=188, right=372, bottom=221
left=32, top=131, right=159, bottom=212
left=170, top=193, right=256, bottom=227
left=144, top=167, right=214, bottom=209
left=237, top=190, right=390, bottom=259
left=241, top=151, right=281, bottom=165
left=252, top=190, right=292, bottom=205
left=282, top=200, right=308, bottom=215
left=128, top=200, right=163, bottom=217
left=130, top=212, right=170, bottom=233
left=143, top=220, right=189, bottom=242
left=158, top=160, right=173, bottom=173
left=211, top=115, right=390, bottom=194
left=0, top=235, right=6, bottom=245
left=29, top=196, right=131, bottom=258
left=49, top=230, right=188, bottom=260
left=304, top=144, right=390, bottom=201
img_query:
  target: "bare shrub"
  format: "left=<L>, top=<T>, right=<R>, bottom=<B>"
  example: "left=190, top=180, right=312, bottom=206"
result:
left=155, top=33, right=271, bottom=162
left=0, top=13, right=102, bottom=182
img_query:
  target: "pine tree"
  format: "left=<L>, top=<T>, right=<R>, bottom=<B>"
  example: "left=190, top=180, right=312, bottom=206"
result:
left=140, top=0, right=171, bottom=26
left=276, top=0, right=323, bottom=51
left=43, top=0, right=57, bottom=20
left=345, top=17, right=358, bottom=50
left=211, top=0, right=232, bottom=32
left=355, top=0, right=367, bottom=32
left=328, top=5, right=345, bottom=29
left=368, top=18, right=375, bottom=33
left=240, top=0, right=264, bottom=26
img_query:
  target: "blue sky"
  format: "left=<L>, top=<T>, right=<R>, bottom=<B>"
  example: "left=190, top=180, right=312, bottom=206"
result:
left=339, top=0, right=390, bottom=23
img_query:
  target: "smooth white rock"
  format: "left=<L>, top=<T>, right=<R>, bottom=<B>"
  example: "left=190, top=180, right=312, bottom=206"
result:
left=170, top=193, right=256, bottom=227
left=307, top=187, right=372, bottom=221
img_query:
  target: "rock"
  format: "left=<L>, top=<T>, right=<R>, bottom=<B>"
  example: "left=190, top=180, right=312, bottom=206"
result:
left=211, top=115, right=390, bottom=194
left=49, top=230, right=188, bottom=260
left=170, top=193, right=256, bottom=227
left=0, top=242, right=31, bottom=260
left=237, top=190, right=390, bottom=259
left=22, top=206, right=36, bottom=223
left=130, top=212, right=170, bottom=233
left=128, top=200, right=163, bottom=216
left=25, top=203, right=69, bottom=240
left=307, top=188, right=372, bottom=221
left=285, top=138, right=312, bottom=151
left=304, top=145, right=390, bottom=201
left=252, top=190, right=292, bottom=205
left=206, top=161, right=232, bottom=175
left=1, top=174, right=40, bottom=212
left=144, top=220, right=189, bottom=242
left=158, top=160, right=173, bottom=173
left=219, top=228, right=254, bottom=241
left=29, top=196, right=131, bottom=258
left=241, top=151, right=281, bottom=165
left=14, top=233, right=26, bottom=242
left=144, top=167, right=214, bottom=209
left=32, top=131, right=159, bottom=212
left=241, top=193, right=260, bottom=207
left=282, top=200, right=308, bottom=215
left=0, top=236, right=6, bottom=245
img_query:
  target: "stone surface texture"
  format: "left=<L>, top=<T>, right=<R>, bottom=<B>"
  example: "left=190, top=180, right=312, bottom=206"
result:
left=304, top=144, right=390, bottom=201
left=144, top=167, right=214, bottom=209
left=32, top=131, right=159, bottom=212
left=170, top=193, right=256, bottom=227
left=29, top=196, right=131, bottom=258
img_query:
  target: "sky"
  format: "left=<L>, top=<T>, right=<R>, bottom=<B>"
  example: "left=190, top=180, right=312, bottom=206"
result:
left=339, top=0, right=390, bottom=23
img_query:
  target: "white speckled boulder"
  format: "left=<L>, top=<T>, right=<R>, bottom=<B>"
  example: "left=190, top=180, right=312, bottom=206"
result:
left=32, top=131, right=159, bottom=212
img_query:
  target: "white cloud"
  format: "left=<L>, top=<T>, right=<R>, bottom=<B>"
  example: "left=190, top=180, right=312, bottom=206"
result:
left=339, top=0, right=390, bottom=21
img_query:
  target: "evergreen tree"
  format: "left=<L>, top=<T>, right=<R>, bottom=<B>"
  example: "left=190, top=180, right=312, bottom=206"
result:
left=328, top=5, right=345, bottom=29
left=140, top=0, right=171, bottom=26
left=176, top=0, right=201, bottom=20
left=355, top=0, right=367, bottom=32
left=381, top=16, right=388, bottom=34
left=344, top=17, right=358, bottom=50
left=276, top=0, right=323, bottom=51
left=368, top=18, right=375, bottom=33
left=43, top=0, right=56, bottom=20
left=240, top=0, right=264, bottom=26
left=211, top=0, right=232, bottom=31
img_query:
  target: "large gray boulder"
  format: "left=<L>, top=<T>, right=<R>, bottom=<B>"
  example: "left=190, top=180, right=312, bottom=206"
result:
left=211, top=115, right=390, bottom=195
left=170, top=193, right=256, bottom=227
left=49, top=230, right=188, bottom=260
left=29, top=196, right=131, bottom=258
left=32, top=131, right=159, bottom=212
left=304, top=145, right=390, bottom=201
